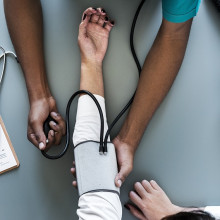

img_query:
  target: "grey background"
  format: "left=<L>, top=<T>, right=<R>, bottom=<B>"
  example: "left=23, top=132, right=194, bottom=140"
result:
left=0, top=0, right=220, bottom=219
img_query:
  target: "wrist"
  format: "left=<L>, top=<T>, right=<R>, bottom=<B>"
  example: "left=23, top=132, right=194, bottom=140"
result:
left=25, top=74, right=52, bottom=105
left=117, top=125, right=140, bottom=151
left=114, top=135, right=136, bottom=154
left=28, top=87, right=51, bottom=105
left=81, top=61, right=103, bottom=77
left=81, top=60, right=102, bottom=70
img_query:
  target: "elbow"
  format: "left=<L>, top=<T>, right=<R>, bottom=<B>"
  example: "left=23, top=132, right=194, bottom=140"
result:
left=159, top=18, right=193, bottom=40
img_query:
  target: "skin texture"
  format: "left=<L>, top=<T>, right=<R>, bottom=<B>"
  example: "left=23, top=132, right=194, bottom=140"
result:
left=126, top=180, right=182, bottom=220
left=71, top=7, right=114, bottom=188
left=125, top=180, right=204, bottom=220
left=113, top=18, right=193, bottom=187
left=79, top=7, right=114, bottom=97
left=4, top=1, right=193, bottom=188
left=3, top=0, right=66, bottom=151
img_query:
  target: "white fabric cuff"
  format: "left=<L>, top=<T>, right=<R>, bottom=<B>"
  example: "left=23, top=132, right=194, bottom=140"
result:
left=73, top=94, right=110, bottom=146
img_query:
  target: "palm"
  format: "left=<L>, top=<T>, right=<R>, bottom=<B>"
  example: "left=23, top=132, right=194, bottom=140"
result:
left=78, top=9, right=114, bottom=64
left=85, top=23, right=109, bottom=61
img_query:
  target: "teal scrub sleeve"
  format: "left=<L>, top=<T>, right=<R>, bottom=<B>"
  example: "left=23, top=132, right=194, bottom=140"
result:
left=162, top=0, right=201, bottom=23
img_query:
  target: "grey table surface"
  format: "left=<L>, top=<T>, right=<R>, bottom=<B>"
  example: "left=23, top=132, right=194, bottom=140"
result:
left=0, top=0, right=220, bottom=219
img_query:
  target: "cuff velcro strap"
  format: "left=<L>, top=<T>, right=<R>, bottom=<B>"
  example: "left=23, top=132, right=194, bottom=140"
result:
left=74, top=141, right=120, bottom=196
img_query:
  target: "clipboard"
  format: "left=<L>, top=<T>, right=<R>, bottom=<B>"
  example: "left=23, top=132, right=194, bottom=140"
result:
left=0, top=116, right=19, bottom=174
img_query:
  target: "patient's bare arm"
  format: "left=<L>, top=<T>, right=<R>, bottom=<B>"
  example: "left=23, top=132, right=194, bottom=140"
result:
left=78, top=7, right=114, bottom=97
left=4, top=0, right=66, bottom=151
left=71, top=7, right=114, bottom=187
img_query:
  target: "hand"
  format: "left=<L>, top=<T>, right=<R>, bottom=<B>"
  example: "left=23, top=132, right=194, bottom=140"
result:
left=70, top=137, right=134, bottom=189
left=27, top=96, right=66, bottom=151
left=113, top=136, right=135, bottom=187
left=125, top=180, right=182, bottom=220
left=78, top=7, right=114, bottom=65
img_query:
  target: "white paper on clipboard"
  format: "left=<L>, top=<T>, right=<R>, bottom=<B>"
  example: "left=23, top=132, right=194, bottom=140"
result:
left=0, top=117, right=19, bottom=174
left=0, top=48, right=19, bottom=174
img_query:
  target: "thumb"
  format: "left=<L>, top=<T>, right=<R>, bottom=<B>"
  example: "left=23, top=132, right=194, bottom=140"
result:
left=36, top=132, right=47, bottom=151
left=79, top=12, right=90, bottom=39
left=32, top=123, right=47, bottom=151
left=115, top=163, right=132, bottom=187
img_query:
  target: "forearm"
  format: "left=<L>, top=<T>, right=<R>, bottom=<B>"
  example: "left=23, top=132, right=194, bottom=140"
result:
left=80, top=61, right=104, bottom=97
left=4, top=0, right=50, bottom=104
left=118, top=18, right=193, bottom=149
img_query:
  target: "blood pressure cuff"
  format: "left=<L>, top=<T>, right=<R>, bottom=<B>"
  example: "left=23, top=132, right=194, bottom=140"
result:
left=74, top=141, right=120, bottom=197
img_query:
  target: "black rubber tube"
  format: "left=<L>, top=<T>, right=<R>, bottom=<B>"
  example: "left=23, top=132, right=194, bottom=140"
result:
left=103, top=0, right=145, bottom=151
left=42, top=0, right=146, bottom=159
left=41, top=90, right=105, bottom=159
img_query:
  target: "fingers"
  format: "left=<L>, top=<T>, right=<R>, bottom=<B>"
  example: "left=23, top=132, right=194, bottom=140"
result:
left=142, top=180, right=155, bottom=193
left=49, top=112, right=65, bottom=145
left=96, top=8, right=115, bottom=31
left=44, top=130, right=55, bottom=151
left=72, top=180, right=77, bottom=189
left=105, top=20, right=115, bottom=31
left=81, top=7, right=96, bottom=22
left=49, top=122, right=62, bottom=145
left=129, top=191, right=143, bottom=210
left=50, top=112, right=66, bottom=135
left=88, top=7, right=108, bottom=27
left=97, top=7, right=107, bottom=15
left=71, top=161, right=76, bottom=178
left=79, top=7, right=114, bottom=35
left=28, top=112, right=65, bottom=150
left=125, top=204, right=147, bottom=220
left=70, top=167, right=76, bottom=178
left=79, top=7, right=96, bottom=38
left=27, top=133, right=38, bottom=147
left=71, top=161, right=77, bottom=189
left=115, top=163, right=133, bottom=187
left=134, top=182, right=148, bottom=199
left=97, top=15, right=108, bottom=27
left=149, top=180, right=162, bottom=191
left=27, top=123, right=47, bottom=150
left=90, top=8, right=101, bottom=23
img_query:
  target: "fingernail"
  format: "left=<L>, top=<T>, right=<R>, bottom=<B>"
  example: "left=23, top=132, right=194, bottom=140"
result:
left=83, top=14, right=87, bottom=20
left=101, top=9, right=106, bottom=13
left=105, top=16, right=109, bottom=21
left=52, top=121, right=56, bottom=126
left=111, top=21, right=115, bottom=25
left=118, top=179, right=122, bottom=187
left=50, top=130, right=55, bottom=137
left=124, top=204, right=130, bottom=210
left=46, top=139, right=49, bottom=144
left=51, top=112, right=57, bottom=117
left=39, top=142, right=45, bottom=150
